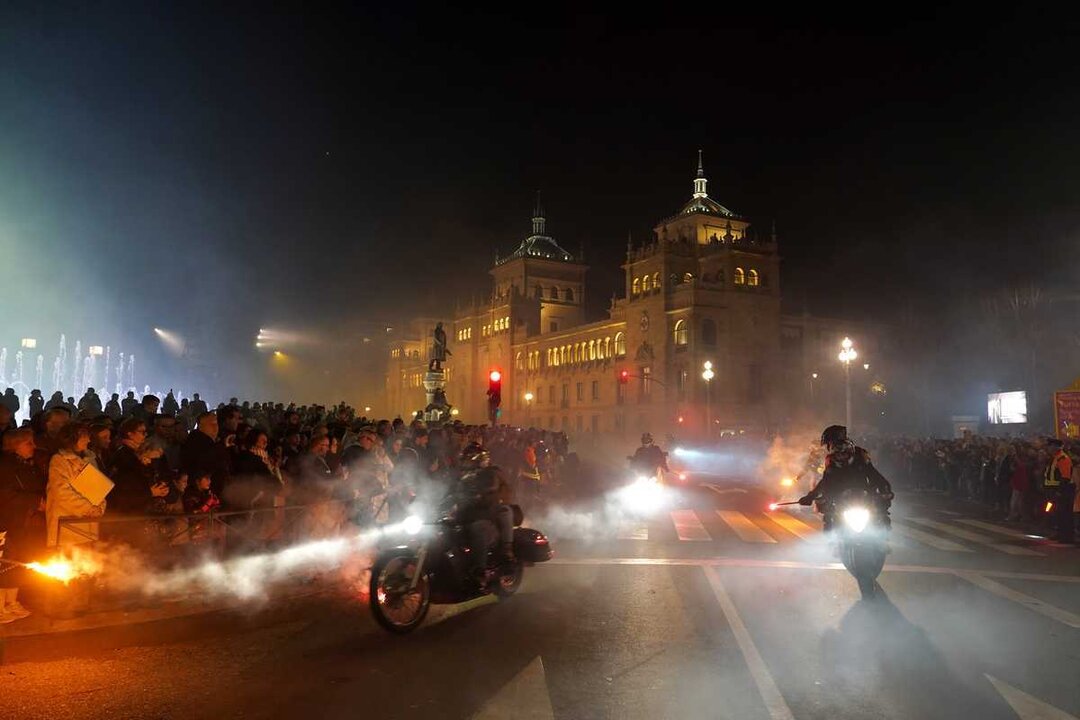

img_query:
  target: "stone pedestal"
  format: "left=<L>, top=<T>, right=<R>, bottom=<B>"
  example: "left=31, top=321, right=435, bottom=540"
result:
left=421, top=368, right=453, bottom=424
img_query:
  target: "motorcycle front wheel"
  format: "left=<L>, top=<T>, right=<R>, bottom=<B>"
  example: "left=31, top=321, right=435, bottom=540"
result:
left=494, top=560, right=524, bottom=598
left=846, top=542, right=886, bottom=598
left=369, top=552, right=431, bottom=634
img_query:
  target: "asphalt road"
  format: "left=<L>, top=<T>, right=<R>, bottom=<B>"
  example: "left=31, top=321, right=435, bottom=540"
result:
left=3, top=478, right=1079, bottom=720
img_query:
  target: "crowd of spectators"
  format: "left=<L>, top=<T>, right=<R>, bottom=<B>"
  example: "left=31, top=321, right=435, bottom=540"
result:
left=866, top=432, right=1079, bottom=533
left=0, top=386, right=571, bottom=623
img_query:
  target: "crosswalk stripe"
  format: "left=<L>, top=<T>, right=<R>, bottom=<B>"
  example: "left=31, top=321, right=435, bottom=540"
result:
left=616, top=522, right=649, bottom=540
left=892, top=524, right=973, bottom=552
left=955, top=518, right=1040, bottom=541
left=764, top=511, right=821, bottom=542
left=957, top=571, right=1080, bottom=629
left=906, top=518, right=1044, bottom=556
left=717, top=511, right=778, bottom=543
left=671, top=509, right=712, bottom=541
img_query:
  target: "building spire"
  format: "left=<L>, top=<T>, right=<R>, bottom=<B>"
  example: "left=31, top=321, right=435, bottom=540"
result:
left=693, top=149, right=708, bottom=198
left=532, top=190, right=545, bottom=235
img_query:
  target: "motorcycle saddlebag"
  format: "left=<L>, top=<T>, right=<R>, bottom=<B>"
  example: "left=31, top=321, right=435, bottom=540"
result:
left=514, top=527, right=553, bottom=563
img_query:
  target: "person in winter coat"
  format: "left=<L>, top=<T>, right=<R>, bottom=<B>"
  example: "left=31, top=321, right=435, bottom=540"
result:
left=182, top=474, right=221, bottom=544
left=104, top=393, right=122, bottom=421
left=0, top=429, right=46, bottom=622
left=76, top=388, right=103, bottom=418
left=46, top=423, right=106, bottom=547
left=28, top=389, right=45, bottom=419
left=44, top=391, right=66, bottom=412
left=107, top=419, right=173, bottom=515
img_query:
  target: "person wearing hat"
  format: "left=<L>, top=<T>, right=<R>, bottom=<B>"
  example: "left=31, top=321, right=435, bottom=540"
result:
left=1043, top=438, right=1075, bottom=543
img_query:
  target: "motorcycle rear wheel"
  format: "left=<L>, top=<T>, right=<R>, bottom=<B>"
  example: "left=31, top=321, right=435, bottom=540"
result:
left=370, top=553, right=431, bottom=634
left=494, top=560, right=524, bottom=598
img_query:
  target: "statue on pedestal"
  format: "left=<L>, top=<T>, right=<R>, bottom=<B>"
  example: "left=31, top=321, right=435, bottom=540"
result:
left=430, top=322, right=452, bottom=372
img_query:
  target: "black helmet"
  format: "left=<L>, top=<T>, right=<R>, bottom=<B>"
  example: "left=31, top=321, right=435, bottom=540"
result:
left=641, top=432, right=654, bottom=445
left=821, top=425, right=848, bottom=450
left=460, top=442, right=489, bottom=468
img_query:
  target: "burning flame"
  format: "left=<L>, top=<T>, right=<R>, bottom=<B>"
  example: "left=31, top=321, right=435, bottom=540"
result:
left=25, top=549, right=103, bottom=585
left=1045, top=501, right=1054, bottom=513
left=768, top=502, right=779, bottom=511
left=780, top=477, right=794, bottom=487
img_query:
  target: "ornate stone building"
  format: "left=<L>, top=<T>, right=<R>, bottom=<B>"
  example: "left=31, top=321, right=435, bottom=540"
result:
left=384, top=155, right=888, bottom=435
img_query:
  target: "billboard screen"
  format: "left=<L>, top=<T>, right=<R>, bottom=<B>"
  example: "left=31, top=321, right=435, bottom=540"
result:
left=988, top=391, right=1028, bottom=424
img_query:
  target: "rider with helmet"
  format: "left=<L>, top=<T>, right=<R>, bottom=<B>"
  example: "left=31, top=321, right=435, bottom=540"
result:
left=630, top=432, right=670, bottom=480
left=798, top=425, right=894, bottom=532
left=455, top=443, right=515, bottom=588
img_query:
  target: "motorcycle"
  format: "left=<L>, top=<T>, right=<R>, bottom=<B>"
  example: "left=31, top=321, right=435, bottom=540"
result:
left=369, top=503, right=553, bottom=634
left=829, top=488, right=890, bottom=598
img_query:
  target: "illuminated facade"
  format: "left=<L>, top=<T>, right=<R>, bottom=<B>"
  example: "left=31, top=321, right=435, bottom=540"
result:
left=385, top=155, right=886, bottom=435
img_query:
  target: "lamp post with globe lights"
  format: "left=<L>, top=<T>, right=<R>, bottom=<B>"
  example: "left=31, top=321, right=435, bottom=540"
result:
left=838, top=337, right=858, bottom=428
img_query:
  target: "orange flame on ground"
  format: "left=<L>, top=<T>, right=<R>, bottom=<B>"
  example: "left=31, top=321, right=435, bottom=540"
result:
left=25, top=548, right=103, bottom=585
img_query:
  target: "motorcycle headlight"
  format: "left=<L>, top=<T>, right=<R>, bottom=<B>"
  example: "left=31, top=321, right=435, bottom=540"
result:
left=402, top=515, right=423, bottom=535
left=842, top=507, right=870, bottom=533
left=620, top=477, right=665, bottom=513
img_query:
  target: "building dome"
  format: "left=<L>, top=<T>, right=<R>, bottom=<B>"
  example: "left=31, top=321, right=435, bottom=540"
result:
left=497, top=193, right=576, bottom=264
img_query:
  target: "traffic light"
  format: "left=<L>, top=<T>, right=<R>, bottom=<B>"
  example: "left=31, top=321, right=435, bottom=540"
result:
left=618, top=368, right=630, bottom=384
left=487, top=369, right=502, bottom=423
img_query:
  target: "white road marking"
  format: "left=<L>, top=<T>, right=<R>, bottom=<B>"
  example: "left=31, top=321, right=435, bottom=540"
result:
left=892, top=524, right=973, bottom=552
left=986, top=674, right=1080, bottom=720
left=906, top=517, right=1044, bottom=556
left=471, top=656, right=555, bottom=720
left=703, top=483, right=748, bottom=497
left=764, top=511, right=822, bottom=542
left=957, top=571, right=1080, bottom=629
left=703, top=567, right=795, bottom=720
left=671, top=509, right=712, bottom=541
left=616, top=521, right=649, bottom=540
left=717, top=510, right=777, bottom=543
left=955, top=518, right=1039, bottom=540
left=548, top=556, right=1080, bottom=584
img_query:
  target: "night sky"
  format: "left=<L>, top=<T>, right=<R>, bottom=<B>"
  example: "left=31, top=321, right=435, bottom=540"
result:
left=2, top=5, right=1078, bottom=403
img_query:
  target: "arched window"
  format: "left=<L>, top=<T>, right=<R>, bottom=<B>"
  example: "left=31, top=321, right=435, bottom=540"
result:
left=588, top=340, right=596, bottom=360
left=683, top=273, right=694, bottom=283
left=516, top=352, right=524, bottom=371
left=734, top=267, right=746, bottom=285
left=642, top=275, right=652, bottom=292
left=614, top=332, right=626, bottom=357
left=604, top=336, right=611, bottom=358
left=564, top=287, right=574, bottom=302
left=546, top=348, right=553, bottom=367
left=652, top=272, right=660, bottom=290
left=534, top=285, right=544, bottom=299
left=632, top=277, right=640, bottom=295
left=674, top=319, right=688, bottom=346
left=560, top=346, right=567, bottom=365
left=748, top=269, right=760, bottom=287
left=702, top=319, right=717, bottom=346
left=550, top=286, right=560, bottom=300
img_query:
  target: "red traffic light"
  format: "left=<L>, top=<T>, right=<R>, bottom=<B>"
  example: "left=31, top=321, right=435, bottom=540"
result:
left=489, top=369, right=502, bottom=383
left=618, top=369, right=629, bottom=384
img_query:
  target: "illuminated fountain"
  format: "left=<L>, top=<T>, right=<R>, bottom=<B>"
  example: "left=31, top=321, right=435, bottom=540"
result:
left=71, top=340, right=82, bottom=397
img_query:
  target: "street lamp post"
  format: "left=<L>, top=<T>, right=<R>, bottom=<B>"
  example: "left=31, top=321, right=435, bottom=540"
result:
left=838, top=337, right=858, bottom=428
left=810, top=372, right=818, bottom=403
left=524, top=391, right=533, bottom=424
left=702, top=361, right=715, bottom=438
